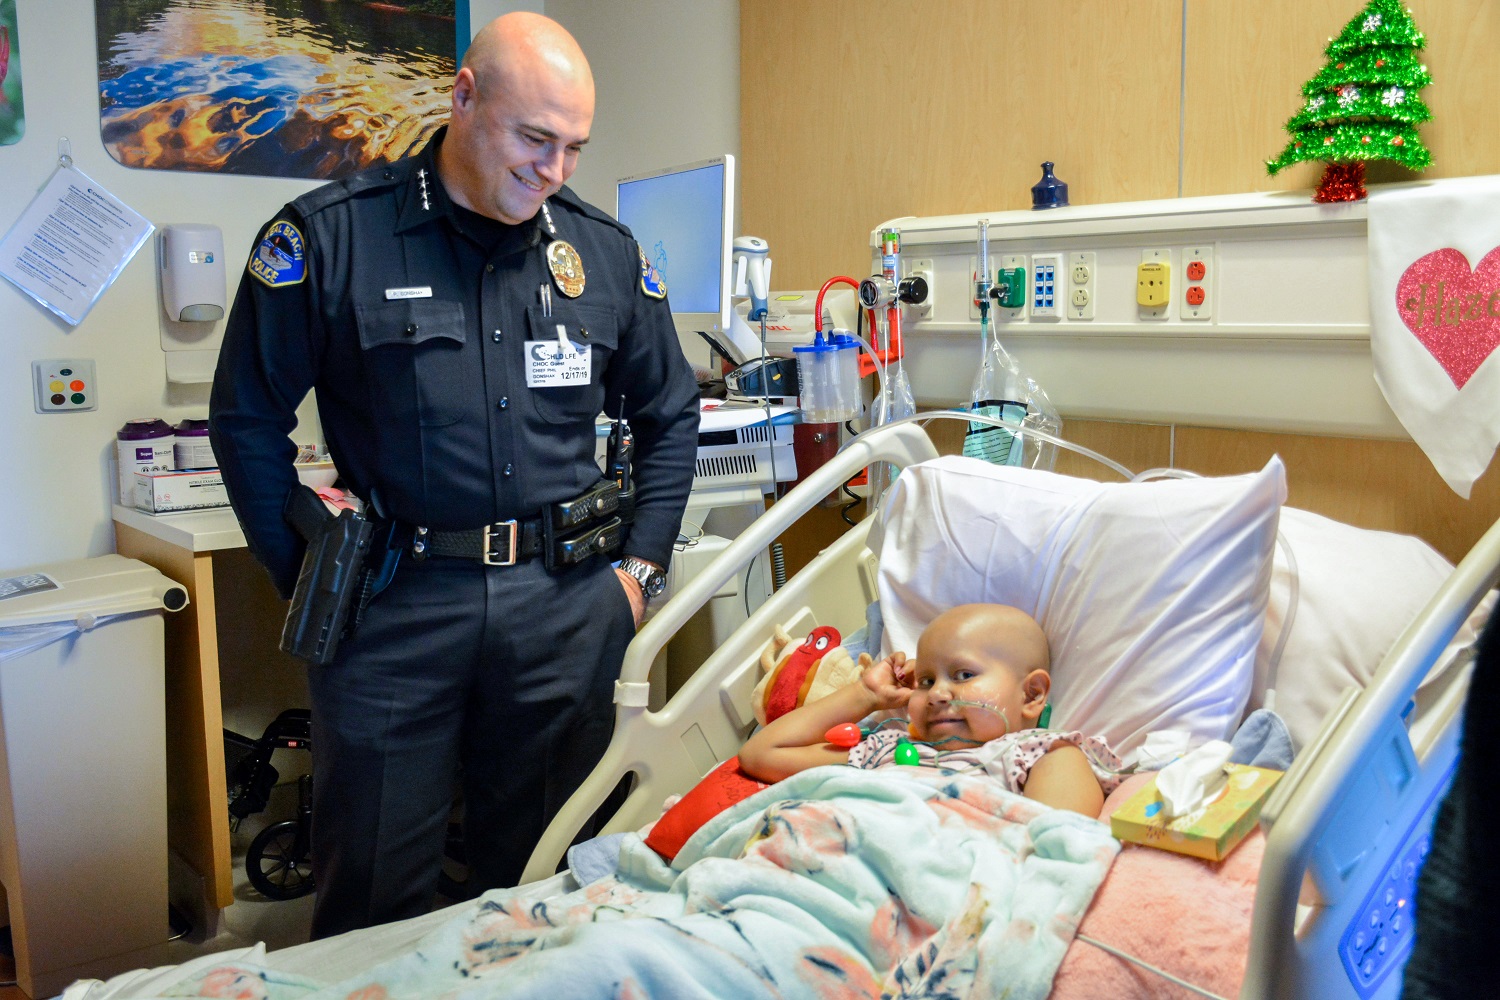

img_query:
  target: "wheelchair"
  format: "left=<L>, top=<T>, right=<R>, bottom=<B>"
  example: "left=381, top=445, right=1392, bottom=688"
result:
left=224, top=709, right=471, bottom=902
left=224, top=709, right=315, bottom=900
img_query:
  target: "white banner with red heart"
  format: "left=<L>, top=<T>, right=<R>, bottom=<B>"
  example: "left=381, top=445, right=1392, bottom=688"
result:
left=1369, top=175, right=1500, bottom=498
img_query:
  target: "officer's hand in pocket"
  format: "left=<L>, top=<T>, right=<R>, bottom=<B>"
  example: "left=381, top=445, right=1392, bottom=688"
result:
left=615, top=567, right=645, bottom=628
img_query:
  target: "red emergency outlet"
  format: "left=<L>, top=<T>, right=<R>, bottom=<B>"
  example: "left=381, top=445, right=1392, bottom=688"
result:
left=1185, top=286, right=1206, bottom=307
left=1186, top=260, right=1207, bottom=282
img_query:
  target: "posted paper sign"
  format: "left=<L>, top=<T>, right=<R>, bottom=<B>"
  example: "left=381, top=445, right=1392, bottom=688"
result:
left=0, top=163, right=154, bottom=325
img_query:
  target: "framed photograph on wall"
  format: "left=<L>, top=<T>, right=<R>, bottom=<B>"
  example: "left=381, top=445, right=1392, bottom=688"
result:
left=95, top=1, right=458, bottom=180
left=0, top=0, right=24, bottom=147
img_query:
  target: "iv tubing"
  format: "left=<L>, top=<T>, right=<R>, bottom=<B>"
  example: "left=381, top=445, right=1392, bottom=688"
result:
left=846, top=409, right=1136, bottom=482
left=843, top=329, right=887, bottom=429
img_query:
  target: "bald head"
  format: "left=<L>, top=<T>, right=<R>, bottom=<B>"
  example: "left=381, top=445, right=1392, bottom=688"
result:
left=919, top=604, right=1050, bottom=678
left=439, top=13, right=595, bottom=223
left=463, top=13, right=594, bottom=105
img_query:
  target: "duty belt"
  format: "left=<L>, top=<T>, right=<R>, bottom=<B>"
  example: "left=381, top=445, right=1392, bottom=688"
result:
left=416, top=518, right=544, bottom=566
left=412, top=479, right=625, bottom=571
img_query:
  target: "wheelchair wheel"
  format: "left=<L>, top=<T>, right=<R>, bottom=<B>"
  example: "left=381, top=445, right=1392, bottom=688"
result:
left=247, top=819, right=315, bottom=900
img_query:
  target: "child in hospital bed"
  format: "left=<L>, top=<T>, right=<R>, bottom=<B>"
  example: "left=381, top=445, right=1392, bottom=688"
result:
left=739, top=602, right=1123, bottom=816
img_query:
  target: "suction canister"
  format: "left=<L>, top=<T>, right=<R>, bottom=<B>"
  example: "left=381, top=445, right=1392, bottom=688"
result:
left=793, top=332, right=861, bottom=423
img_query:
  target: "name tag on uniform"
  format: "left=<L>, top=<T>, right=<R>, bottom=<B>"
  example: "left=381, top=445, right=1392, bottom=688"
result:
left=384, top=286, right=433, bottom=300
left=525, top=338, right=592, bottom=388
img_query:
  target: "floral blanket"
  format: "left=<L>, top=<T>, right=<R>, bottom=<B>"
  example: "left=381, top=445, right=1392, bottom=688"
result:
left=73, top=766, right=1120, bottom=1000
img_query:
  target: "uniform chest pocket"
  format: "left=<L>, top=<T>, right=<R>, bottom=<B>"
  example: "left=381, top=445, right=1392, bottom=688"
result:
left=356, top=299, right=469, bottom=427
left=523, top=303, right=619, bottom=424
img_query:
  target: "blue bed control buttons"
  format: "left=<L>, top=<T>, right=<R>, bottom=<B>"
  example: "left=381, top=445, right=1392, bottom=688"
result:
left=1338, top=766, right=1448, bottom=997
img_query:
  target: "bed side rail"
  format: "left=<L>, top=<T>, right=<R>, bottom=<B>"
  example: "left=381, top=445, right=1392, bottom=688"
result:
left=518, top=422, right=940, bottom=884
left=1241, top=514, right=1500, bottom=999
left=618, top=421, right=938, bottom=694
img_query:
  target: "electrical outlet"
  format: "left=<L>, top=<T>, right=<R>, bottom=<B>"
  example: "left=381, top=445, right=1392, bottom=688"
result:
left=33, top=358, right=98, bottom=413
left=1030, top=253, right=1062, bottom=321
left=1068, top=251, right=1096, bottom=320
left=1181, top=245, right=1213, bottom=320
left=1138, top=248, right=1171, bottom=320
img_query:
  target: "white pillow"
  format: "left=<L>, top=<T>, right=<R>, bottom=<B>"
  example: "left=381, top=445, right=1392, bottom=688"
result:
left=1255, top=507, right=1494, bottom=751
left=876, top=455, right=1287, bottom=755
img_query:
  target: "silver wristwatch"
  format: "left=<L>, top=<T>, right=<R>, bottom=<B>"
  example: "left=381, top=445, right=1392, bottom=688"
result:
left=618, top=557, right=667, bottom=599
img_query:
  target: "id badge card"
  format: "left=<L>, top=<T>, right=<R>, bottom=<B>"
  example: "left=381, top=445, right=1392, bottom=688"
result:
left=526, top=328, right=593, bottom=388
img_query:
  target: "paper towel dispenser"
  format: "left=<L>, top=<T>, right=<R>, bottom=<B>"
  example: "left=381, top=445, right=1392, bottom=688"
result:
left=158, top=224, right=226, bottom=322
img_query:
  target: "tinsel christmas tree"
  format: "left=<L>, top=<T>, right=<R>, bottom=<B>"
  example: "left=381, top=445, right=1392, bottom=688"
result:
left=1266, top=0, right=1432, bottom=202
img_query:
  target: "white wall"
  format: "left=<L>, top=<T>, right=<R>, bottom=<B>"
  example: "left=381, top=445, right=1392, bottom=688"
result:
left=0, top=1, right=738, bottom=572
left=547, top=0, right=739, bottom=219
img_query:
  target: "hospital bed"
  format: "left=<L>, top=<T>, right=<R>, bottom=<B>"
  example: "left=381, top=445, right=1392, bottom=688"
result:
left=72, top=419, right=1496, bottom=1000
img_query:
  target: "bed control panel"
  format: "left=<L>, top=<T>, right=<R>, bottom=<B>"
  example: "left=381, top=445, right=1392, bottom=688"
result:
left=1337, top=763, right=1452, bottom=997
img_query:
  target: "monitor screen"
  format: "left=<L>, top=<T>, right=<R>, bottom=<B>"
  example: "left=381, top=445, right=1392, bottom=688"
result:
left=616, top=155, right=735, bottom=355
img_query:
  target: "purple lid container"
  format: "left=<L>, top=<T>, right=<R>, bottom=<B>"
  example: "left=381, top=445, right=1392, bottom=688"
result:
left=117, top=418, right=174, bottom=441
left=174, top=418, right=211, bottom=437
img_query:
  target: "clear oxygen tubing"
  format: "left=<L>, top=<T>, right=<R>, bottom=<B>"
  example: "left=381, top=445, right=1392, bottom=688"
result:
left=840, top=409, right=1136, bottom=484
left=1071, top=936, right=1230, bottom=1000
left=844, top=329, right=887, bottom=429
left=865, top=311, right=915, bottom=505
left=859, top=699, right=1135, bottom=775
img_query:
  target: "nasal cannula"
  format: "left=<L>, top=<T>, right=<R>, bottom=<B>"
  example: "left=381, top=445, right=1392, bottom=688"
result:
left=829, top=698, right=1135, bottom=775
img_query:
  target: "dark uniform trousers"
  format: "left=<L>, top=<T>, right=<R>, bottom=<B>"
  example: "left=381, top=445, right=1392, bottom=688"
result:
left=306, top=550, right=636, bottom=938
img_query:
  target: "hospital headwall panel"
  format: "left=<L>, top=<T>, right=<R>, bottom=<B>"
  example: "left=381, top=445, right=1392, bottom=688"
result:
left=742, top=0, right=1500, bottom=567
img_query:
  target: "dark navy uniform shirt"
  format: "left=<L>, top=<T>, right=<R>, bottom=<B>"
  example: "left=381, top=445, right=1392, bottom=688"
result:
left=210, top=128, right=700, bottom=597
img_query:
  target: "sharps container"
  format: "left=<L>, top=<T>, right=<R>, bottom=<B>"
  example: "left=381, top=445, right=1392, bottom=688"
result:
left=0, top=554, right=188, bottom=996
left=793, top=332, right=861, bottom=423
left=115, top=418, right=175, bottom=505
left=173, top=417, right=217, bottom=470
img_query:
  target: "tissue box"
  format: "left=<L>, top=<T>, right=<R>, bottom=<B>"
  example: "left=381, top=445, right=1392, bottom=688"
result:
left=134, top=469, right=230, bottom=513
left=1110, top=764, right=1283, bottom=861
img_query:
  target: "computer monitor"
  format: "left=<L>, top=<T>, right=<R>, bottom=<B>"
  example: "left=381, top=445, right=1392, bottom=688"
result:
left=615, top=155, right=735, bottom=361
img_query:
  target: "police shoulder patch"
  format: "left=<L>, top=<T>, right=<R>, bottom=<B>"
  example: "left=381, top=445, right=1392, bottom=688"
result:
left=638, top=245, right=667, bottom=300
left=248, top=220, right=307, bottom=288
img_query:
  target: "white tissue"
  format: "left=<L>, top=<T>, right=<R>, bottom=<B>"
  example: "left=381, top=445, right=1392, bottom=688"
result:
left=1155, top=739, right=1232, bottom=818
left=1131, top=730, right=1194, bottom=771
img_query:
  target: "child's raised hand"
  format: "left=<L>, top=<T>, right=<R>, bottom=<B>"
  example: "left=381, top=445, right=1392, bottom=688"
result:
left=859, top=651, right=913, bottom=711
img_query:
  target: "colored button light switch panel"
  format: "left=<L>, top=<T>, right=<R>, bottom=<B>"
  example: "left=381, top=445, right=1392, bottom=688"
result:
left=33, top=358, right=98, bottom=413
left=1031, top=253, right=1062, bottom=320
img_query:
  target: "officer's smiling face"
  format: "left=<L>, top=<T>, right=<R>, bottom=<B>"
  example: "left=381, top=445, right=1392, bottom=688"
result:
left=449, top=48, right=594, bottom=226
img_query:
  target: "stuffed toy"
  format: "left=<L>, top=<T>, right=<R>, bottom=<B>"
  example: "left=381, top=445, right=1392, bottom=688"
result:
left=750, top=624, right=864, bottom=726
left=644, top=624, right=868, bottom=863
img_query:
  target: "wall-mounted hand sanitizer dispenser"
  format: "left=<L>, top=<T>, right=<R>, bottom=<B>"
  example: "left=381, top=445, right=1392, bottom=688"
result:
left=158, top=224, right=226, bottom=322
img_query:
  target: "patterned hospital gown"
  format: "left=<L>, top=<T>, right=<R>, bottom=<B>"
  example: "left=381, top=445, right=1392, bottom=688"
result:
left=847, top=726, right=1127, bottom=796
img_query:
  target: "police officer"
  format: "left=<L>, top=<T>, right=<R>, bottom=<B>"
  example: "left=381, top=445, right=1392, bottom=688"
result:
left=209, top=13, right=699, bottom=937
